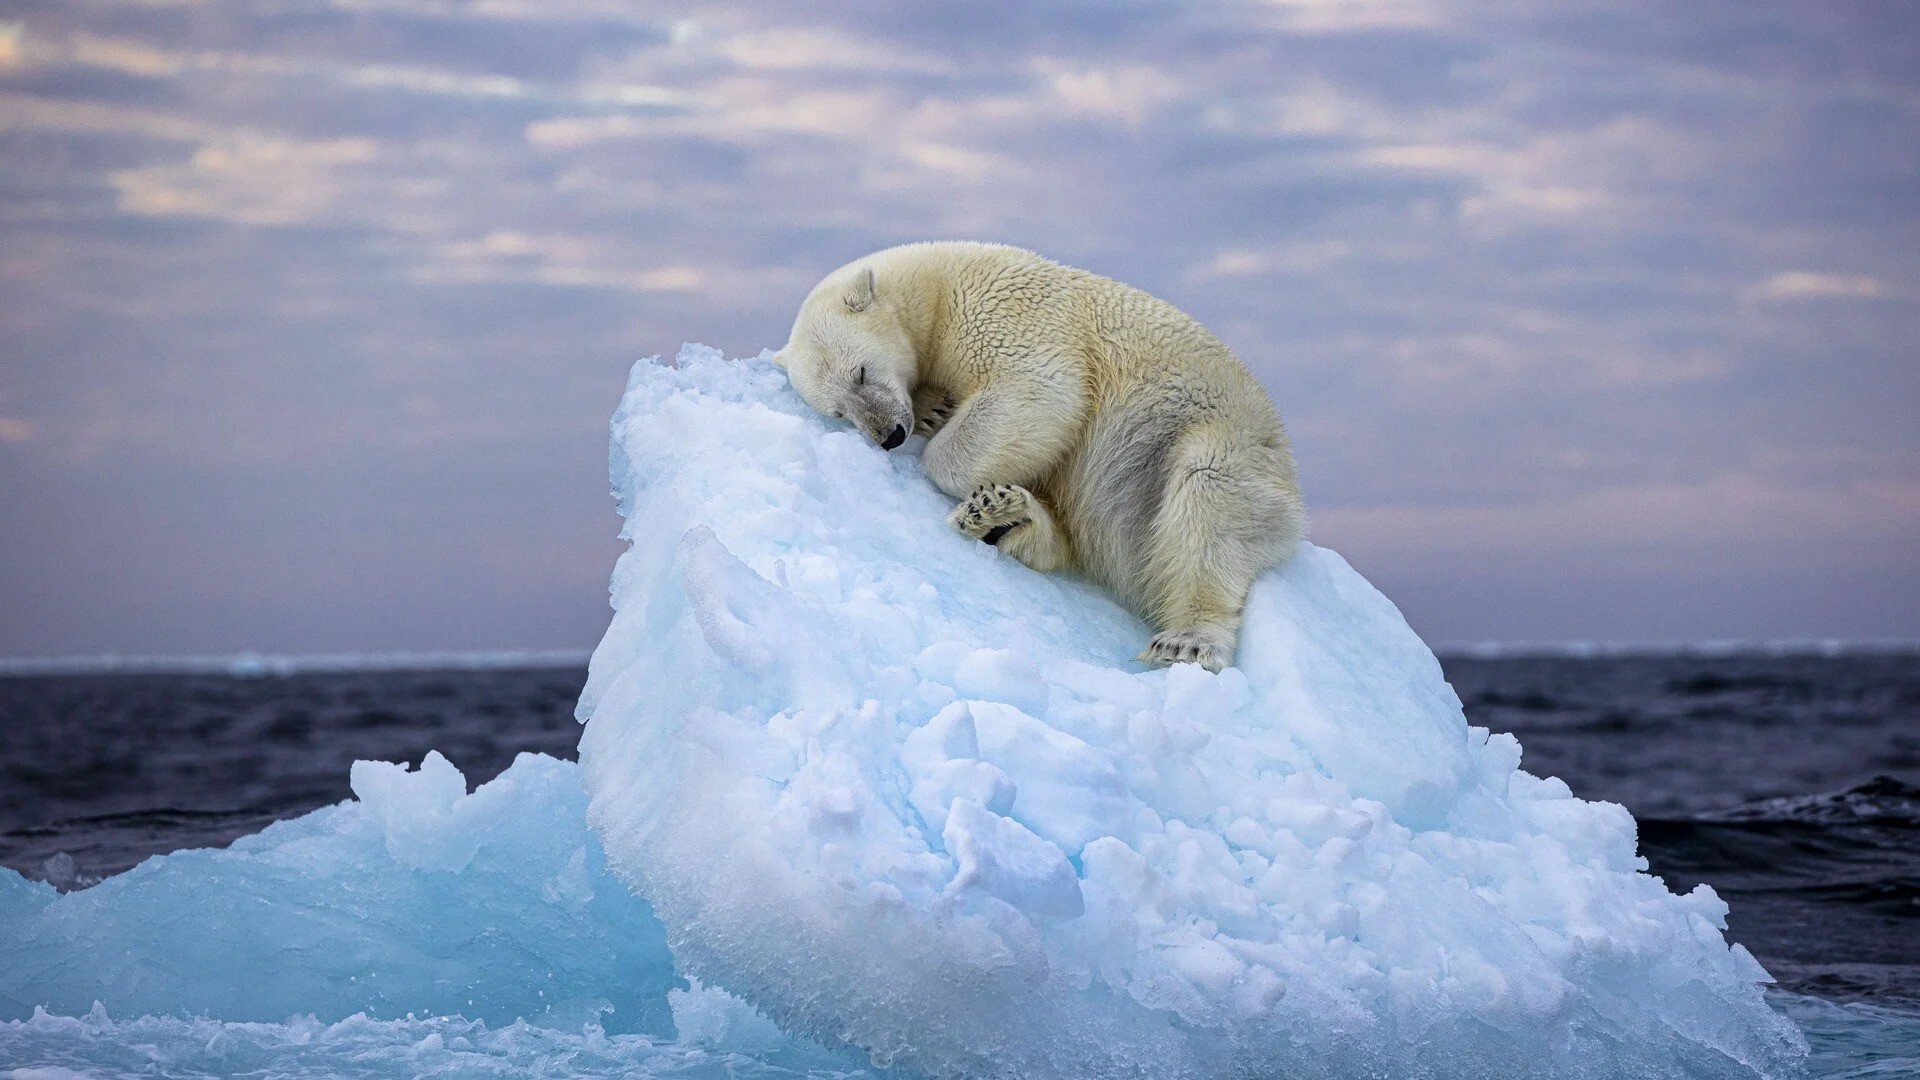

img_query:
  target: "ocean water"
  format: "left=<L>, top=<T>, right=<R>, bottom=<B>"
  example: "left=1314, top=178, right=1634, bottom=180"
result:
left=2, top=653, right=1916, bottom=1076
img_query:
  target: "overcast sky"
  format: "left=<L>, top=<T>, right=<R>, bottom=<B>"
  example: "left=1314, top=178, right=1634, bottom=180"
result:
left=1, top=0, right=1915, bottom=656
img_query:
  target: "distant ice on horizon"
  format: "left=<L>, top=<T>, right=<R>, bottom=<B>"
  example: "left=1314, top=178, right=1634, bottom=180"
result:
left=6, top=641, right=1916, bottom=680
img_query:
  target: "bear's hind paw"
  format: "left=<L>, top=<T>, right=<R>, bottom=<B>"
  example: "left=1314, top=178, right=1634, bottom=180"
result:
left=1139, top=629, right=1230, bottom=673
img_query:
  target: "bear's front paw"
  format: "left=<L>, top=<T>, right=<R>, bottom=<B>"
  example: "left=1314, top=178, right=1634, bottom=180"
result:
left=949, top=484, right=1034, bottom=546
left=914, top=391, right=958, bottom=437
left=1139, top=629, right=1229, bottom=673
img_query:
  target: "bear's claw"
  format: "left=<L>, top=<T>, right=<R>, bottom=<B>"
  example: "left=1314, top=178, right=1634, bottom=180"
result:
left=1139, top=629, right=1229, bottom=673
left=951, top=483, right=1033, bottom=545
left=914, top=391, right=959, bottom=437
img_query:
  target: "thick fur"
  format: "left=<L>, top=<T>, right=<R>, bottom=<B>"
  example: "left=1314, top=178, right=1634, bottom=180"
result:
left=774, top=241, right=1305, bottom=672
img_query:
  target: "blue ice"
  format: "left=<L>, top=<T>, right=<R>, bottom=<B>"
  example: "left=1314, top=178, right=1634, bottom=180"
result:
left=1, top=751, right=868, bottom=1077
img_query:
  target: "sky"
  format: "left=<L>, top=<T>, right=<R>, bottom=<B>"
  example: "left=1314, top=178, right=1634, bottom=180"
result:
left=0, top=0, right=1916, bottom=656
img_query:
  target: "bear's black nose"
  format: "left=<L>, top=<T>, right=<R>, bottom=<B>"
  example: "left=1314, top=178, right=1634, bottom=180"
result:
left=881, top=424, right=907, bottom=450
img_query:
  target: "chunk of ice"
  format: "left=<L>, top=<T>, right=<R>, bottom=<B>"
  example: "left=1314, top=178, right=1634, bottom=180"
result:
left=943, top=797, right=1084, bottom=919
left=0, top=754, right=678, bottom=1037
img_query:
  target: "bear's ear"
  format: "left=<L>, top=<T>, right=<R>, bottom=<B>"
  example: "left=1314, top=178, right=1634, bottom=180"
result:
left=843, top=267, right=877, bottom=313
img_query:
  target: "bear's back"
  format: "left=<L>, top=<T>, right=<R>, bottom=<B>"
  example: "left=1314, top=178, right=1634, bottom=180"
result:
left=873, top=242, right=1276, bottom=427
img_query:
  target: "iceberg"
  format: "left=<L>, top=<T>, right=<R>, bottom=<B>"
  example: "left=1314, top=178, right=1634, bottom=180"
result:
left=577, top=345, right=1809, bottom=1079
left=0, top=751, right=867, bottom=1077
left=0, top=343, right=1827, bottom=1079
left=0, top=753, right=679, bottom=1035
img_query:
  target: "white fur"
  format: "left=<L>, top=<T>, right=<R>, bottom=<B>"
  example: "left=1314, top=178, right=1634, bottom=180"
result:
left=775, top=241, right=1305, bottom=671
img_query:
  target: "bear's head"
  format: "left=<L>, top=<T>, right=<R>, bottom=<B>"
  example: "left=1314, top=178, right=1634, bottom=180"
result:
left=775, top=265, right=916, bottom=451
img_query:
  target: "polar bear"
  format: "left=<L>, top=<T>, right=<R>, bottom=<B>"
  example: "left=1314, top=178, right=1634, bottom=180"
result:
left=774, top=241, right=1304, bottom=672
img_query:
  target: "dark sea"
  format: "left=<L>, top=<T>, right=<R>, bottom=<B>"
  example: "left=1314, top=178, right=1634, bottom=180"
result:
left=3, top=653, right=1917, bottom=1074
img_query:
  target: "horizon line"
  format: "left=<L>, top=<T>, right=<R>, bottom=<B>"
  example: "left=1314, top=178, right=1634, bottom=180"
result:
left=0, top=648, right=596, bottom=678
left=2, top=639, right=1917, bottom=677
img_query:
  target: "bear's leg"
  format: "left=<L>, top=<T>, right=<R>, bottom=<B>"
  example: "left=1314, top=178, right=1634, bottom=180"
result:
left=949, top=484, right=1071, bottom=572
left=922, top=377, right=1082, bottom=499
left=1137, top=430, right=1298, bottom=672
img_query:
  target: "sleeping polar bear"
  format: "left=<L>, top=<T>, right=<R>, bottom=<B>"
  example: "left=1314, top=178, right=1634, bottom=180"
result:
left=774, top=241, right=1305, bottom=672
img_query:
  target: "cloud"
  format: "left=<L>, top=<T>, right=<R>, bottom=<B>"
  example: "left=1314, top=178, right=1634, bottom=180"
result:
left=1, top=0, right=1916, bottom=649
left=1748, top=271, right=1893, bottom=303
left=414, top=230, right=714, bottom=294
left=893, top=140, right=1030, bottom=183
left=1185, top=241, right=1355, bottom=280
left=714, top=27, right=957, bottom=74
left=526, top=81, right=888, bottom=147
left=62, top=32, right=184, bottom=78
left=0, top=91, right=225, bottom=143
left=1257, top=0, right=1443, bottom=34
left=1036, top=60, right=1184, bottom=127
left=111, top=136, right=381, bottom=226
left=13, top=27, right=684, bottom=113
